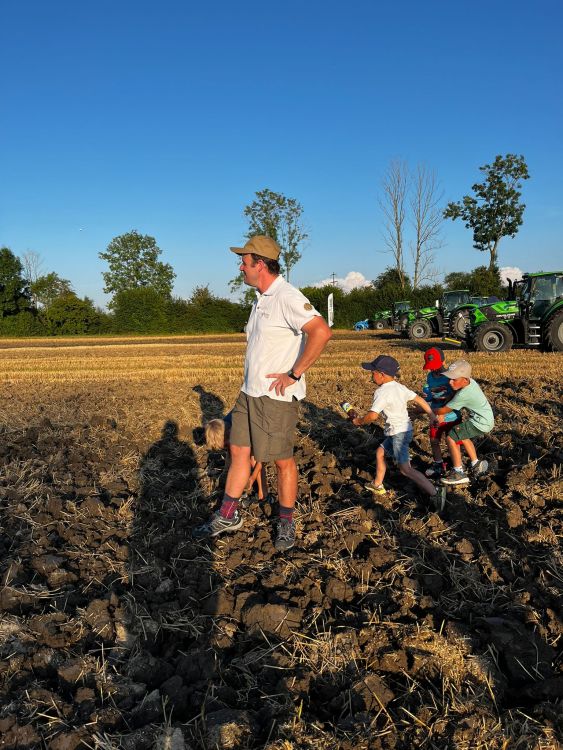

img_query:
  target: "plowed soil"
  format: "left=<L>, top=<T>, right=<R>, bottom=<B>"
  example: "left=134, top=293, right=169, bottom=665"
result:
left=0, top=332, right=561, bottom=750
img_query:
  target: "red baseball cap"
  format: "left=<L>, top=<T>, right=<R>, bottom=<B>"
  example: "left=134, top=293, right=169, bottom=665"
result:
left=423, top=347, right=445, bottom=371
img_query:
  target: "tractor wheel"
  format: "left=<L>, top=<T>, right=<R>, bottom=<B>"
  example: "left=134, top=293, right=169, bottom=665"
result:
left=408, top=318, right=432, bottom=340
left=451, top=310, right=470, bottom=338
left=545, top=310, right=563, bottom=352
left=473, top=322, right=514, bottom=352
left=375, top=320, right=384, bottom=330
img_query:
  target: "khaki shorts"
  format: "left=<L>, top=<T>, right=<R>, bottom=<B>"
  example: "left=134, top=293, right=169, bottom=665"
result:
left=449, top=421, right=488, bottom=441
left=230, top=391, right=299, bottom=462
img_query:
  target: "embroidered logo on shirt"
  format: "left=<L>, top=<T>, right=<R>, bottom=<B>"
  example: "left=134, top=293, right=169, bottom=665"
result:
left=304, top=303, right=313, bottom=310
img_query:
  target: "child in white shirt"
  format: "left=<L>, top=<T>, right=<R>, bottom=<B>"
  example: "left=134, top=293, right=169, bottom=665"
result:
left=350, top=354, right=438, bottom=498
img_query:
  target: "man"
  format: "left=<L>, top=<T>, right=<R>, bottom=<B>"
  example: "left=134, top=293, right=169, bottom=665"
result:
left=195, top=235, right=332, bottom=551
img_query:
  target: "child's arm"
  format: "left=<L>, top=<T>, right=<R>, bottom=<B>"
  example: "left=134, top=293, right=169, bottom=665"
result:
left=352, top=410, right=380, bottom=427
left=246, top=459, right=264, bottom=498
left=411, top=395, right=438, bottom=424
left=434, top=405, right=463, bottom=423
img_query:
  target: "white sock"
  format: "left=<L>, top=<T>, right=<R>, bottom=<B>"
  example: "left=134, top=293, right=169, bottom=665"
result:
left=471, top=459, right=479, bottom=467
left=453, top=466, right=463, bottom=472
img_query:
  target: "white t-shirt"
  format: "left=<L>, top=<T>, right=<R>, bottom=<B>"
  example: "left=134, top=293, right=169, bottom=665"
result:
left=370, top=380, right=417, bottom=436
left=242, top=276, right=320, bottom=402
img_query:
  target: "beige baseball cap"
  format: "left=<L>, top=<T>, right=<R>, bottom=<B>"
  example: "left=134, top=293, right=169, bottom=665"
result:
left=442, top=359, right=472, bottom=379
left=230, top=235, right=281, bottom=261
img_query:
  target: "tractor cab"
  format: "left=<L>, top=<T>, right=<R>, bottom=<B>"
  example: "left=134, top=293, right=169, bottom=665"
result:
left=441, top=290, right=471, bottom=315
left=391, top=300, right=411, bottom=332
left=471, top=295, right=496, bottom=306
left=393, top=300, right=411, bottom=315
left=520, top=272, right=563, bottom=319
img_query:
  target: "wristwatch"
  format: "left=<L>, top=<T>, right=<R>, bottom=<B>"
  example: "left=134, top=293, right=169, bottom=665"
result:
left=287, top=369, right=301, bottom=381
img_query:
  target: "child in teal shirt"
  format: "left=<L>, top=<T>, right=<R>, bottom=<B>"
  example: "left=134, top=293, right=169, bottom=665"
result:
left=435, top=360, right=494, bottom=485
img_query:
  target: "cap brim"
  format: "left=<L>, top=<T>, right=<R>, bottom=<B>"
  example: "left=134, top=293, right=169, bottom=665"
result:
left=361, top=362, right=376, bottom=370
left=230, top=247, right=246, bottom=255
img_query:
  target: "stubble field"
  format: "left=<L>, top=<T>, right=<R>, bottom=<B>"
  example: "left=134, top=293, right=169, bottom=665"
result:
left=0, top=331, right=561, bottom=750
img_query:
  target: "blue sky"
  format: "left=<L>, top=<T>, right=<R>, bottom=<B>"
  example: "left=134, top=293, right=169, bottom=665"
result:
left=1, top=0, right=562, bottom=307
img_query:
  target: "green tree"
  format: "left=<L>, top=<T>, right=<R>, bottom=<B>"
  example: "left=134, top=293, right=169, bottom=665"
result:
left=410, top=283, right=444, bottom=310
left=185, top=285, right=249, bottom=333
left=111, top=287, right=170, bottom=333
left=44, top=294, right=102, bottom=335
left=444, top=270, right=473, bottom=290
left=31, top=272, right=73, bottom=309
left=444, top=154, right=530, bottom=271
left=0, top=247, right=33, bottom=317
left=373, top=267, right=412, bottom=306
left=373, top=267, right=411, bottom=290
left=243, top=188, right=308, bottom=282
left=0, top=311, right=44, bottom=336
left=299, top=285, right=346, bottom=326
left=99, top=230, right=176, bottom=305
left=444, top=266, right=503, bottom=297
left=228, top=276, right=257, bottom=306
left=468, top=266, right=503, bottom=297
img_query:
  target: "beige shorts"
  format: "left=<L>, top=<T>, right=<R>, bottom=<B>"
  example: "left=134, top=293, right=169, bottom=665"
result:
left=230, top=391, right=299, bottom=462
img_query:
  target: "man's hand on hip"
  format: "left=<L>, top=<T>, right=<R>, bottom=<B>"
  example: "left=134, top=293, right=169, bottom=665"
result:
left=266, top=372, right=297, bottom=397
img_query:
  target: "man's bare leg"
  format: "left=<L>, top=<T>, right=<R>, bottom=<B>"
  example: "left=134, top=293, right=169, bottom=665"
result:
left=275, top=457, right=297, bottom=508
left=225, top=444, right=252, bottom=498
left=274, top=456, right=298, bottom=551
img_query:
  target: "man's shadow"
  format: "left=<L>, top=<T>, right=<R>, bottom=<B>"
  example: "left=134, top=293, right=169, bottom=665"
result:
left=129, top=419, right=227, bottom=728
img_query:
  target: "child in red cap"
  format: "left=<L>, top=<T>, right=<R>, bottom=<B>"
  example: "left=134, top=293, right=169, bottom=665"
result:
left=422, top=347, right=461, bottom=478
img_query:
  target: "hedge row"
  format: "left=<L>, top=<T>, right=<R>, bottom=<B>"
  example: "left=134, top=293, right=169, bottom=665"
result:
left=0, top=268, right=504, bottom=337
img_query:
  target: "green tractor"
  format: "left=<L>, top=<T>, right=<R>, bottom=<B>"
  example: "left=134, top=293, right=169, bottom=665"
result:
left=468, top=271, right=563, bottom=352
left=403, top=290, right=473, bottom=340
left=390, top=300, right=412, bottom=333
left=371, top=309, right=392, bottom=330
left=443, top=295, right=499, bottom=340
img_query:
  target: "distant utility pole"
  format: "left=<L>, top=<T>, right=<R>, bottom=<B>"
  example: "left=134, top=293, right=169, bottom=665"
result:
left=331, top=272, right=336, bottom=286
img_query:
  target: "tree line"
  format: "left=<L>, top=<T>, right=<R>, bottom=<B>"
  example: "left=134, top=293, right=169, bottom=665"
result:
left=0, top=153, right=529, bottom=336
left=0, top=244, right=249, bottom=336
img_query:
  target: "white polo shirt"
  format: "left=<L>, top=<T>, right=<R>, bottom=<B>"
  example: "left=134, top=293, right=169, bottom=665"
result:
left=242, top=275, right=320, bottom=402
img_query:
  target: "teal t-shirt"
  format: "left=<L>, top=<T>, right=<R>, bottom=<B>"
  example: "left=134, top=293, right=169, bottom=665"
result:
left=447, top=379, right=494, bottom=433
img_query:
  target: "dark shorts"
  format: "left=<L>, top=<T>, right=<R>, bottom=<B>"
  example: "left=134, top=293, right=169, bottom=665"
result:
left=230, top=391, right=299, bottom=462
left=380, top=428, right=413, bottom=465
left=448, top=421, right=488, bottom=442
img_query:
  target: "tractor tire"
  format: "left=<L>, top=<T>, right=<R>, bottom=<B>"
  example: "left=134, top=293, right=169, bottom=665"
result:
left=472, top=322, right=514, bottom=352
left=375, top=320, right=384, bottom=330
left=545, top=310, right=563, bottom=352
left=408, top=318, right=432, bottom=340
left=451, top=310, right=470, bottom=338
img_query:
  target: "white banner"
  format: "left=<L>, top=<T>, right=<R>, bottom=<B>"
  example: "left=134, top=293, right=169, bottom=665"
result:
left=327, top=293, right=334, bottom=328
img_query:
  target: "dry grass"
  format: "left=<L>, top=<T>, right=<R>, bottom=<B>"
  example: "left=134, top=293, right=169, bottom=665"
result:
left=1, top=330, right=561, bottom=750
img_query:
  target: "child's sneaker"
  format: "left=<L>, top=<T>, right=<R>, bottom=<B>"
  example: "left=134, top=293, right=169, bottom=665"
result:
left=471, top=459, right=489, bottom=477
left=441, top=468, right=469, bottom=485
left=193, top=510, right=243, bottom=538
left=425, top=462, right=446, bottom=478
left=365, top=482, right=386, bottom=495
